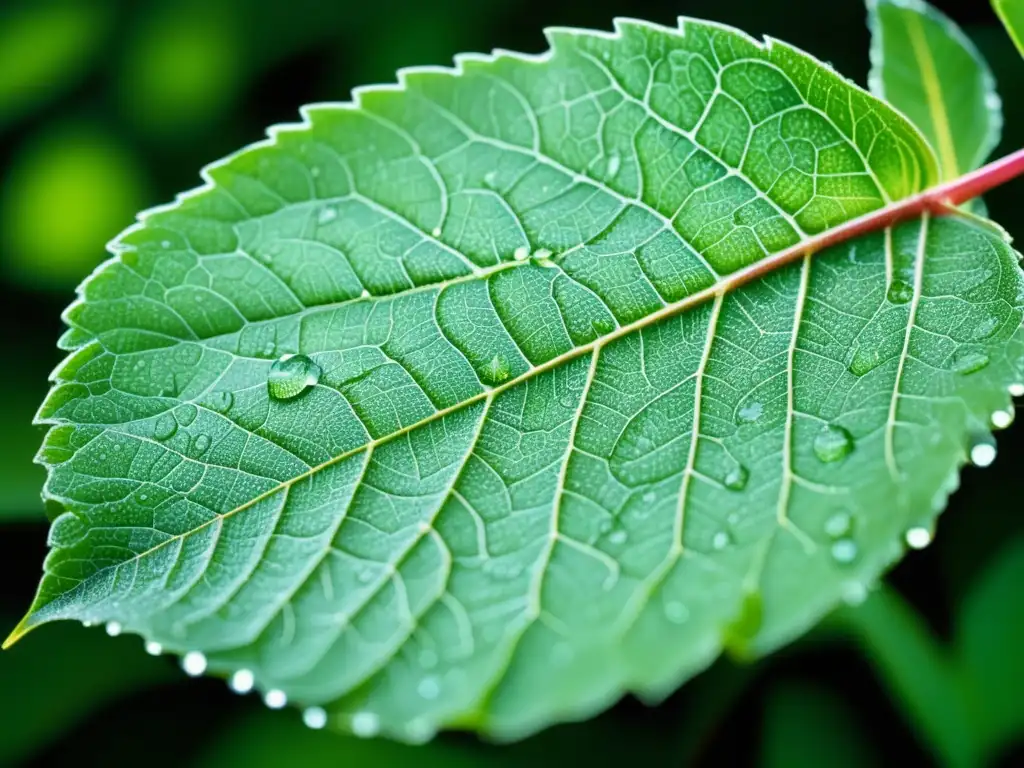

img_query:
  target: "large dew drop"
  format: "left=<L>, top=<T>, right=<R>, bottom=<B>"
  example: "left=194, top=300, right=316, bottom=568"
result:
left=351, top=711, right=381, bottom=738
left=181, top=651, right=208, bottom=677
left=886, top=279, right=913, bottom=305
left=303, top=707, right=328, bottom=730
left=268, top=354, right=322, bottom=400
left=229, top=669, right=255, bottom=694
left=813, top=425, right=854, bottom=463
left=952, top=350, right=990, bottom=375
left=723, top=464, right=749, bottom=491
left=737, top=401, right=763, bottom=423
left=830, top=538, right=858, bottom=564
left=153, top=414, right=177, bottom=441
left=264, top=689, right=288, bottom=709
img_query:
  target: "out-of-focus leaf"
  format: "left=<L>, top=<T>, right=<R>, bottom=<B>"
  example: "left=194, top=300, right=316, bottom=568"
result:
left=957, top=537, right=1024, bottom=753
left=0, top=3, right=108, bottom=130
left=0, top=126, right=148, bottom=290
left=993, top=0, right=1024, bottom=57
left=120, top=1, right=243, bottom=136
left=868, top=0, right=1000, bottom=181
left=758, top=681, right=879, bottom=768
left=0, top=618, right=175, bottom=765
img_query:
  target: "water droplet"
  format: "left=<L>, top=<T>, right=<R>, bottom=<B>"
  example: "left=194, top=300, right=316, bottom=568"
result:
left=737, top=401, right=763, bottom=423
left=264, top=689, right=288, bottom=709
left=208, top=390, right=233, bottom=414
left=82, top=620, right=96, bottom=628
left=727, top=512, right=740, bottom=525
left=192, top=434, right=211, bottom=456
left=642, top=491, right=657, bottom=503
left=418, top=649, right=438, bottom=669
left=417, top=676, right=440, bottom=700
left=952, top=350, right=990, bottom=375
left=175, top=404, right=198, bottom=426
left=317, top=206, right=337, bottom=224
left=431, top=226, right=442, bottom=237
left=992, top=409, right=1014, bottom=429
left=1009, top=383, right=1024, bottom=397
left=823, top=512, right=851, bottom=539
left=986, top=92, right=1001, bottom=110
left=970, top=442, right=996, bottom=467
left=310, top=166, right=321, bottom=178
left=532, top=247, right=553, bottom=262
left=665, top=601, right=690, bottom=624
left=160, top=239, right=172, bottom=249
left=229, top=669, right=255, bottom=694
left=482, top=354, right=510, bottom=386
left=483, top=170, right=498, bottom=188
left=153, top=414, right=177, bottom=441
left=513, top=246, right=530, bottom=261
left=813, top=425, right=854, bottom=463
left=886, top=279, right=913, bottom=304
left=182, top=651, right=208, bottom=676
left=351, top=711, right=381, bottom=738
left=303, top=706, right=328, bottom=729
left=606, top=153, right=621, bottom=177
left=105, top=621, right=122, bottom=637
left=608, top=529, right=628, bottom=545
left=405, top=718, right=436, bottom=743
left=356, top=568, right=374, bottom=584
left=712, top=531, right=731, bottom=550
left=840, top=580, right=868, bottom=606
left=268, top=354, right=322, bottom=400
left=598, top=518, right=613, bottom=534
left=830, top=538, right=858, bottom=564
left=847, top=346, right=882, bottom=377
left=905, top=526, right=932, bottom=549
left=723, top=464, right=749, bottom=491
left=145, top=640, right=162, bottom=656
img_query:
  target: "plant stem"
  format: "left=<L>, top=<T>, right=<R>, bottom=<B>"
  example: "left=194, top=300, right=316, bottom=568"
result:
left=718, top=147, right=1024, bottom=296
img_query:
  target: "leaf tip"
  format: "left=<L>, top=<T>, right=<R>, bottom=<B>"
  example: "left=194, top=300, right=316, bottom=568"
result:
left=2, top=615, right=33, bottom=650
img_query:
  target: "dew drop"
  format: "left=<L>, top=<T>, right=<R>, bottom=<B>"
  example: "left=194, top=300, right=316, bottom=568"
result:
left=1009, top=383, right=1024, bottom=397
left=192, top=434, right=211, bottom=456
left=144, top=641, right=162, bottom=656
left=608, top=529, right=628, bottom=545
left=418, top=649, right=438, bottom=669
left=482, top=354, right=510, bottom=385
left=317, top=206, right=338, bottom=224
left=431, top=226, right=442, bottom=237
left=229, top=668, right=255, bottom=694
left=985, top=92, right=1002, bottom=110
left=606, top=153, right=621, bottom=177
left=830, top=538, right=858, bottom=564
left=847, top=346, right=882, bottom=377
left=310, top=166, right=321, bottom=178
left=175, top=404, right=198, bottom=426
left=905, top=526, right=932, bottom=550
left=417, top=676, right=440, bottom=700
left=82, top=620, right=96, bottom=628
left=405, top=718, right=436, bottom=743
left=351, top=711, right=381, bottom=738
left=823, top=512, right=851, bottom=539
left=723, top=464, right=749, bottom=491
left=840, top=580, right=868, bottom=606
left=268, top=354, right=322, bottom=400
left=160, top=239, right=172, bottom=249
left=642, top=491, right=657, bottom=503
left=886, top=279, right=913, bottom=304
left=727, top=512, right=740, bottom=525
left=992, top=409, right=1014, bottom=429
left=665, top=601, right=690, bottom=624
left=813, top=425, right=854, bottom=463
left=483, top=170, right=498, bottom=188
left=737, top=401, right=763, bottom=423
left=264, top=689, right=288, bottom=709
left=105, top=621, right=122, bottom=637
left=598, top=518, right=613, bottom=534
left=513, top=246, right=530, bottom=261
left=952, top=350, right=990, bottom=375
left=208, top=390, right=234, bottom=414
left=153, top=414, right=178, bottom=441
left=970, top=441, right=996, bottom=467
left=356, top=568, right=375, bottom=584
left=303, top=706, right=328, bottom=730
left=532, top=247, right=553, bottom=261
left=712, top=531, right=731, bottom=550
left=182, top=651, right=208, bottom=676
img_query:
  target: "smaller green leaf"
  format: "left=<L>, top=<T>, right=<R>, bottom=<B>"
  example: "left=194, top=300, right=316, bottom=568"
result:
left=758, top=681, right=879, bottom=768
left=957, top=537, right=1024, bottom=753
left=868, top=0, right=1001, bottom=180
left=993, top=0, right=1024, bottom=57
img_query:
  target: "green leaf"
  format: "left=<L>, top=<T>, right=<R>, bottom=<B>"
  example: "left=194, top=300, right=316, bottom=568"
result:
left=993, top=0, right=1024, bottom=58
left=758, top=681, right=879, bottom=768
left=867, top=0, right=1001, bottom=181
left=9, top=17, right=1024, bottom=743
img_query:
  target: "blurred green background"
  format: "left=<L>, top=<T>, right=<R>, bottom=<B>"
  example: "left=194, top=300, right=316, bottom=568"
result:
left=1, top=0, right=1022, bottom=765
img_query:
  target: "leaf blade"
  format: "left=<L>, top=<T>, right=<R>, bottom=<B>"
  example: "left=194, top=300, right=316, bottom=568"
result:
left=11, top=17, right=1024, bottom=742
left=993, top=0, right=1024, bottom=57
